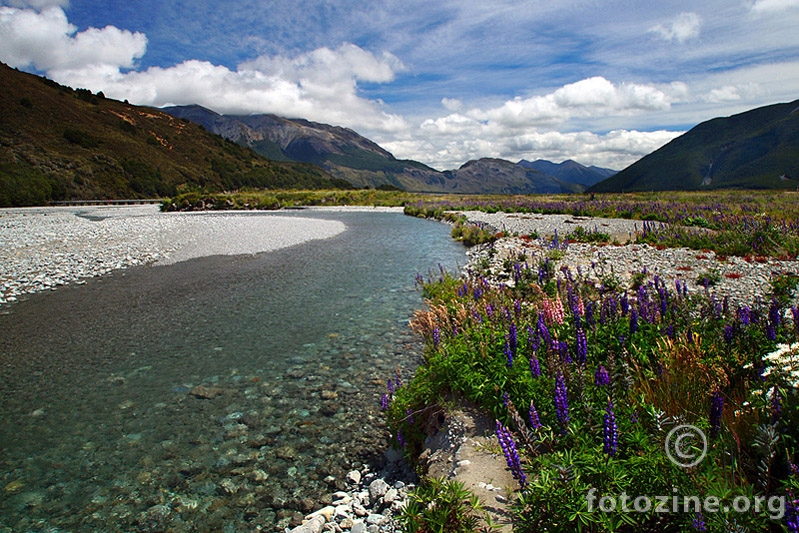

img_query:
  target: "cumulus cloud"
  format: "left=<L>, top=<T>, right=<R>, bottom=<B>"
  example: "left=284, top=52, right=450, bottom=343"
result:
left=379, top=76, right=692, bottom=170
left=52, top=44, right=408, bottom=134
left=383, top=127, right=682, bottom=171
left=649, top=12, right=702, bottom=43
left=0, top=6, right=146, bottom=72
left=441, top=97, right=462, bottom=111
left=750, top=0, right=799, bottom=13
left=433, top=77, right=676, bottom=132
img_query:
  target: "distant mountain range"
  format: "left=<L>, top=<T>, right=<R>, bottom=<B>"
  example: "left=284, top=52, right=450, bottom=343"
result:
left=0, top=62, right=347, bottom=206
left=589, top=99, right=799, bottom=192
left=162, top=105, right=613, bottom=194
left=517, top=159, right=615, bottom=187
left=7, top=60, right=795, bottom=205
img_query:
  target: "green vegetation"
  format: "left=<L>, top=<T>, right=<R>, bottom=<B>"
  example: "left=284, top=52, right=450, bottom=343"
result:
left=398, top=478, right=497, bottom=533
left=385, top=258, right=799, bottom=531
left=160, top=188, right=421, bottom=211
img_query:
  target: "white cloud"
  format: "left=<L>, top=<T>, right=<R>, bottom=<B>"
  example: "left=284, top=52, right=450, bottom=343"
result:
left=750, top=0, right=799, bottom=13
left=383, top=127, right=682, bottom=171
left=446, top=77, right=675, bottom=131
left=0, top=6, right=146, bottom=72
left=649, top=12, right=702, bottom=43
left=441, top=97, right=462, bottom=111
left=50, top=44, right=409, bottom=134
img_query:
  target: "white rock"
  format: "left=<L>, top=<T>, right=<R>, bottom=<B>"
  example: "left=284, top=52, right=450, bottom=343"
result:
left=347, top=470, right=363, bottom=486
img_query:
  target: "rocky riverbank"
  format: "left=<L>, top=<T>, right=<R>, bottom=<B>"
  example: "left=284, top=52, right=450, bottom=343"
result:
left=0, top=206, right=347, bottom=306
left=455, top=210, right=799, bottom=307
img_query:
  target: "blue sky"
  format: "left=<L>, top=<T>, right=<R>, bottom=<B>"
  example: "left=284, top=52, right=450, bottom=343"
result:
left=2, top=0, right=799, bottom=170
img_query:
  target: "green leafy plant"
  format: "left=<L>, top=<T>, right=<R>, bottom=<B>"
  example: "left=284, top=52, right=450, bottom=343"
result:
left=398, top=478, right=497, bottom=533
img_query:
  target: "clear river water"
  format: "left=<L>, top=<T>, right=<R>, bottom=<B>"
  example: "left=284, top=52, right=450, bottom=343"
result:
left=0, top=210, right=466, bottom=532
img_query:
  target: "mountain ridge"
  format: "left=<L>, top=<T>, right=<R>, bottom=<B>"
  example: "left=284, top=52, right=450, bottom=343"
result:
left=0, top=63, right=349, bottom=206
left=589, top=99, right=799, bottom=192
left=163, top=105, right=603, bottom=194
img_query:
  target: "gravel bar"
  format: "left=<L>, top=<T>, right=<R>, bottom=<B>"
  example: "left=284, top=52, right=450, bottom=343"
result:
left=0, top=205, right=346, bottom=306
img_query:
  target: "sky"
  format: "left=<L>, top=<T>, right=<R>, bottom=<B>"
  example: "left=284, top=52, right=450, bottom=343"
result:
left=2, top=1, right=799, bottom=171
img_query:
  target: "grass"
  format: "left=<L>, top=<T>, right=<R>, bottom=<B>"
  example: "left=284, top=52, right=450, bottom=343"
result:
left=382, top=200, right=799, bottom=531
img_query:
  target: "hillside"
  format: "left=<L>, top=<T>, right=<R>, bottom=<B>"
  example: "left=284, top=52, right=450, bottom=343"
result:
left=162, top=105, right=445, bottom=191
left=517, top=159, right=615, bottom=187
left=0, top=63, right=349, bottom=207
left=589, top=99, right=799, bottom=192
left=443, top=158, right=585, bottom=194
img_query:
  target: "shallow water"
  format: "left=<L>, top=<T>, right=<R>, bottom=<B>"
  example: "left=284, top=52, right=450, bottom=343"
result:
left=0, top=211, right=465, bottom=532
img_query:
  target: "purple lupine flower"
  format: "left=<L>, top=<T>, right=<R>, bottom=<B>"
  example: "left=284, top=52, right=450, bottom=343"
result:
left=629, top=308, right=639, bottom=335
left=537, top=315, right=551, bottom=348
left=528, top=401, right=542, bottom=429
left=659, top=287, right=668, bottom=317
left=529, top=354, right=541, bottom=378
left=502, top=391, right=510, bottom=408
left=603, top=399, right=618, bottom=457
left=486, top=303, right=494, bottom=320
left=594, top=364, right=610, bottom=387
left=554, top=373, right=570, bottom=428
left=786, top=492, right=799, bottom=532
left=739, top=305, right=751, bottom=326
left=406, top=408, right=414, bottom=424
left=396, top=430, right=406, bottom=448
left=387, top=379, right=395, bottom=395
left=575, top=328, right=588, bottom=365
left=723, top=324, right=735, bottom=344
left=770, top=298, right=782, bottom=329
left=675, top=279, right=682, bottom=297
left=585, top=301, right=595, bottom=327
left=432, top=327, right=441, bottom=348
left=496, top=421, right=527, bottom=487
left=620, top=294, right=629, bottom=316
left=792, top=306, right=799, bottom=335
left=630, top=410, right=639, bottom=424
left=504, top=340, right=514, bottom=368
left=514, top=299, right=522, bottom=317
left=508, top=322, right=518, bottom=356
left=380, top=393, right=390, bottom=411
left=709, top=389, right=723, bottom=438
left=771, top=387, right=782, bottom=425
left=527, top=325, right=541, bottom=353
left=558, top=340, right=571, bottom=363
left=692, top=512, right=707, bottom=531
left=665, top=324, right=675, bottom=339
left=767, top=323, right=777, bottom=341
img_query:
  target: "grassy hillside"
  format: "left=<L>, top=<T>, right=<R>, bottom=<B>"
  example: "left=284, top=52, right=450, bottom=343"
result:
left=0, top=63, right=350, bottom=206
left=590, top=99, right=799, bottom=192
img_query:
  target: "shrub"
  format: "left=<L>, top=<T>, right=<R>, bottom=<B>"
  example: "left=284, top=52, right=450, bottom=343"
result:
left=63, top=128, right=99, bottom=149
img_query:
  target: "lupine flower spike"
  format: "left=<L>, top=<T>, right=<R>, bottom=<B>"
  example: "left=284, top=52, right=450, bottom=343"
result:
left=496, top=421, right=527, bottom=487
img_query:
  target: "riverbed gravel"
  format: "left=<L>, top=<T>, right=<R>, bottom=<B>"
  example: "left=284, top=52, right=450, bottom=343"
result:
left=457, top=211, right=799, bottom=308
left=0, top=206, right=347, bottom=306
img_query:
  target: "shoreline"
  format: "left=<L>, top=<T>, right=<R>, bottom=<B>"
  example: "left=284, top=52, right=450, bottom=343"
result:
left=0, top=206, right=354, bottom=306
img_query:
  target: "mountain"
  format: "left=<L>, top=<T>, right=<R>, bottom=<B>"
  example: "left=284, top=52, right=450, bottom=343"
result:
left=162, top=105, right=445, bottom=191
left=589, top=99, right=799, bottom=192
left=0, top=63, right=348, bottom=207
left=163, top=105, right=602, bottom=194
left=517, top=159, right=616, bottom=187
left=442, top=158, right=585, bottom=194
